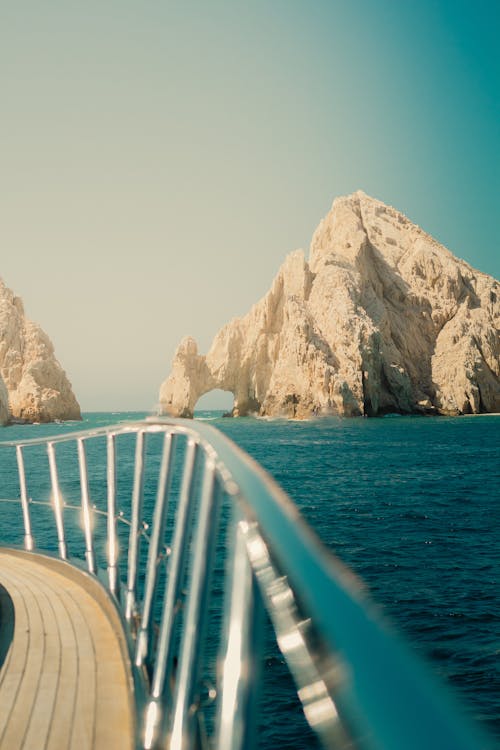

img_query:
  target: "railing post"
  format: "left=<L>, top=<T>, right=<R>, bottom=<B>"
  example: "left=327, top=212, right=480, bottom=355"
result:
left=142, top=439, right=199, bottom=750
left=47, top=442, right=67, bottom=560
left=125, top=429, right=147, bottom=621
left=215, top=511, right=263, bottom=750
left=107, top=433, right=119, bottom=597
left=145, top=439, right=198, bottom=682
left=77, top=438, right=96, bottom=574
left=16, top=445, right=34, bottom=551
left=167, top=457, right=219, bottom=750
left=134, top=431, right=176, bottom=656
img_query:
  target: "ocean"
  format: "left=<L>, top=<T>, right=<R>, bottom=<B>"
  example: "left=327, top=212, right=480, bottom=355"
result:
left=0, top=411, right=498, bottom=747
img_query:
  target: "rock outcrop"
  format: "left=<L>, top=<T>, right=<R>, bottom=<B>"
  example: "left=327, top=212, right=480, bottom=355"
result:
left=0, top=376, right=9, bottom=426
left=159, top=191, right=500, bottom=418
left=0, top=278, right=81, bottom=424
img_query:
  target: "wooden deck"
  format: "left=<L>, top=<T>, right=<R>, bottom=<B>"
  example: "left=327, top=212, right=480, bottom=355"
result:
left=0, top=550, right=135, bottom=750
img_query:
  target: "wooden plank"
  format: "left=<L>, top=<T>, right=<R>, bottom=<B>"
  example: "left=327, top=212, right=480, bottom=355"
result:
left=0, top=551, right=134, bottom=750
left=0, top=573, right=30, bottom=736
left=0, top=566, right=47, bottom=749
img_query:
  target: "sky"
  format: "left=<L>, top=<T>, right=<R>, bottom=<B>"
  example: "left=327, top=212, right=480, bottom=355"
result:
left=1, top=0, right=499, bottom=411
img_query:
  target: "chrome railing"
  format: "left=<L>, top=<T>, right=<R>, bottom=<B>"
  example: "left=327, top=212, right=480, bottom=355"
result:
left=0, top=418, right=489, bottom=750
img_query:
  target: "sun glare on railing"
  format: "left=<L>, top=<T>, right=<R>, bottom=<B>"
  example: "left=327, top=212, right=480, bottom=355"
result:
left=220, top=616, right=243, bottom=730
left=143, top=701, right=159, bottom=749
left=107, top=537, right=119, bottom=561
left=79, top=508, right=95, bottom=533
left=299, top=681, right=339, bottom=728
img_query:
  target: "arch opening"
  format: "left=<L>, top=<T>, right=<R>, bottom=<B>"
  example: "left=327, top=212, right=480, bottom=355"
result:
left=194, top=389, right=235, bottom=417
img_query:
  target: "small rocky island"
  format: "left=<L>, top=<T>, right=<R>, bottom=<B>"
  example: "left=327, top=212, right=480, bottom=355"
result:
left=160, top=191, right=500, bottom=418
left=0, top=277, right=81, bottom=425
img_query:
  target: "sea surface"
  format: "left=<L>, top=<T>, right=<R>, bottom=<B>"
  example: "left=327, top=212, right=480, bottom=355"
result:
left=0, top=411, right=498, bottom=747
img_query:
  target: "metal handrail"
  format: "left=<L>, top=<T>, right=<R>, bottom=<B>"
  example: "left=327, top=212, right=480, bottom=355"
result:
left=0, top=418, right=490, bottom=750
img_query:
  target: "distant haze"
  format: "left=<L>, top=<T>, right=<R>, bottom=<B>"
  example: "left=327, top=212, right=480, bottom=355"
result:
left=1, top=1, right=499, bottom=410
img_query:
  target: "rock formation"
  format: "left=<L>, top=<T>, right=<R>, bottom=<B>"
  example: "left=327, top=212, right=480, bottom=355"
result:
left=0, top=376, right=9, bottom=426
left=159, top=191, right=500, bottom=418
left=0, top=278, right=81, bottom=424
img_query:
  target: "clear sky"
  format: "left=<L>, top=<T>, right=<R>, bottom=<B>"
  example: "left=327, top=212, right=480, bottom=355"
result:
left=1, top=1, right=499, bottom=411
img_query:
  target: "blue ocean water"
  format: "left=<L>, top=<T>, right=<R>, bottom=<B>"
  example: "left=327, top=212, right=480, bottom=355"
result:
left=0, top=411, right=499, bottom=745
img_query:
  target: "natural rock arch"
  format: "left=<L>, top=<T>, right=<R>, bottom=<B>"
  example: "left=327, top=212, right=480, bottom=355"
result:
left=159, top=192, right=500, bottom=420
left=194, top=388, right=235, bottom=414
left=159, top=337, right=262, bottom=418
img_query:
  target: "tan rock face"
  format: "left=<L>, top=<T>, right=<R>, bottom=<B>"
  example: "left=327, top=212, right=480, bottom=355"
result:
left=0, top=278, right=81, bottom=424
left=159, top=191, right=500, bottom=418
left=0, top=376, right=9, bottom=425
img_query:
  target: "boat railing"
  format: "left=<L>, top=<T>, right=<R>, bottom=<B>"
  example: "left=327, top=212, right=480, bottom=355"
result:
left=0, top=417, right=489, bottom=750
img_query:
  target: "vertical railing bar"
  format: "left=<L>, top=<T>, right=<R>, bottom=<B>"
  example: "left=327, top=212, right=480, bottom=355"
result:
left=168, top=456, right=219, bottom=750
left=16, top=445, right=34, bottom=551
left=215, top=510, right=263, bottom=750
left=47, top=441, right=67, bottom=560
left=149, top=438, right=199, bottom=694
left=107, top=432, right=119, bottom=597
left=125, top=429, right=147, bottom=621
left=142, top=439, right=199, bottom=750
left=77, top=437, right=96, bottom=574
left=135, top=431, right=176, bottom=663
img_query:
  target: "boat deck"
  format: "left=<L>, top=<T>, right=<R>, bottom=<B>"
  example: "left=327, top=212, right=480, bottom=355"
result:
left=0, top=418, right=490, bottom=750
left=0, top=550, right=135, bottom=750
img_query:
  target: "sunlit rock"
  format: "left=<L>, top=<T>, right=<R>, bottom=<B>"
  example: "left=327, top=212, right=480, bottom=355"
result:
left=160, top=191, right=500, bottom=418
left=0, top=375, right=9, bottom=425
left=0, top=278, right=81, bottom=423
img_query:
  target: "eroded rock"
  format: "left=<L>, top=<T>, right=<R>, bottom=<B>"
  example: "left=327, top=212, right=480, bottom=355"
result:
left=0, top=278, right=81, bottom=423
left=159, top=191, right=500, bottom=418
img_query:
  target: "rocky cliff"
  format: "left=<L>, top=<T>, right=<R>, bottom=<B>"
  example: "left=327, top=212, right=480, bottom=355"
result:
left=159, top=191, right=500, bottom=418
left=0, top=278, right=81, bottom=424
